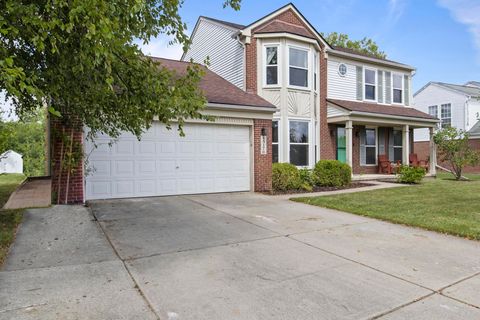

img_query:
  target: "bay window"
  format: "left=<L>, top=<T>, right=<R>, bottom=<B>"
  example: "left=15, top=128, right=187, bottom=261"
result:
left=364, top=69, right=376, bottom=101
left=265, top=46, right=278, bottom=86
left=289, top=47, right=308, bottom=88
left=393, top=74, right=403, bottom=104
left=289, top=120, right=309, bottom=166
left=272, top=121, right=279, bottom=163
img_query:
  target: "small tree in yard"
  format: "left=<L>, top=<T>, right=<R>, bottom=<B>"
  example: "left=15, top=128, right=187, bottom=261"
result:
left=433, top=127, right=480, bottom=180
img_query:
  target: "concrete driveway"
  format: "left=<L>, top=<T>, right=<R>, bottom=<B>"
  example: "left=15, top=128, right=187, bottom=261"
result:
left=1, top=193, right=480, bottom=319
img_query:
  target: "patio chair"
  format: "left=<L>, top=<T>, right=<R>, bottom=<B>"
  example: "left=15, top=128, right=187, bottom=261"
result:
left=409, top=153, right=429, bottom=171
left=378, top=155, right=393, bottom=174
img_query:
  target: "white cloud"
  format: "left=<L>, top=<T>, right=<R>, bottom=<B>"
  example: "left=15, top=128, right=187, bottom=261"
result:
left=135, top=35, right=184, bottom=60
left=438, top=0, right=480, bottom=62
left=387, top=0, right=407, bottom=25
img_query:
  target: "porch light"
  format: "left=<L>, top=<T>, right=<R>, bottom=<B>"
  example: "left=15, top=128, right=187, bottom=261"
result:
left=261, top=128, right=267, bottom=137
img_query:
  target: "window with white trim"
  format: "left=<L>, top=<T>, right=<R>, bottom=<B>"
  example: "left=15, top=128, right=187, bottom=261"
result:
left=393, top=129, right=403, bottom=162
left=265, top=46, right=278, bottom=86
left=392, top=74, right=403, bottom=104
left=441, top=103, right=451, bottom=128
left=289, top=47, right=308, bottom=88
left=364, top=69, right=376, bottom=101
left=361, top=128, right=377, bottom=165
left=289, top=120, right=309, bottom=166
left=428, top=105, right=438, bottom=117
left=272, top=121, right=279, bottom=163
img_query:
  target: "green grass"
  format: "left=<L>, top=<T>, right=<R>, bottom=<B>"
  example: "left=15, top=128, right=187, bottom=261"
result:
left=0, top=174, right=25, bottom=266
left=293, top=172, right=480, bottom=240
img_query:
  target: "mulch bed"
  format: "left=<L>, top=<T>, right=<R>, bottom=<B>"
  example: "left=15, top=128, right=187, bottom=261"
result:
left=269, top=182, right=375, bottom=195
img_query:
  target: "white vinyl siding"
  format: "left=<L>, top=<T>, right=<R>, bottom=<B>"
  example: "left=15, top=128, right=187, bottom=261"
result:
left=413, top=84, right=467, bottom=141
left=183, top=19, right=244, bottom=88
left=327, top=58, right=411, bottom=105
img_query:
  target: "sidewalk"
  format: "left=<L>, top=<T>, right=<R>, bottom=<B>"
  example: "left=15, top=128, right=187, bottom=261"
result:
left=3, top=177, right=51, bottom=209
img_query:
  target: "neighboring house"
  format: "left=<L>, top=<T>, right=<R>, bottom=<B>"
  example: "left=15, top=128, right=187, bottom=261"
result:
left=413, top=81, right=480, bottom=172
left=50, top=3, right=438, bottom=203
left=0, top=150, right=23, bottom=174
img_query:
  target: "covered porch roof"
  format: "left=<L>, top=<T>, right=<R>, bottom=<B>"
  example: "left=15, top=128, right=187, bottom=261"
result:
left=327, top=99, right=439, bottom=128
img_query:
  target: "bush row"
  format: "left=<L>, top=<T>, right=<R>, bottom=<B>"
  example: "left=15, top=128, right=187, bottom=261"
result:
left=272, top=160, right=352, bottom=192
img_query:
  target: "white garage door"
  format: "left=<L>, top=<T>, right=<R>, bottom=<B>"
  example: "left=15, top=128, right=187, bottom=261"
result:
left=85, top=122, right=251, bottom=200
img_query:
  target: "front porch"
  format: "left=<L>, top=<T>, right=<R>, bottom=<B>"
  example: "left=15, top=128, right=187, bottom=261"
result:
left=327, top=99, right=439, bottom=175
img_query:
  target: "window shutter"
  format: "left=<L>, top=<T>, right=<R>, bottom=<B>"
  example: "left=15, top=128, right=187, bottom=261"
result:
left=356, top=66, right=363, bottom=101
left=360, top=129, right=366, bottom=165
left=378, top=127, right=385, bottom=155
left=385, top=71, right=391, bottom=104
left=404, top=75, right=410, bottom=106
left=388, top=128, right=394, bottom=162
left=377, top=71, right=384, bottom=103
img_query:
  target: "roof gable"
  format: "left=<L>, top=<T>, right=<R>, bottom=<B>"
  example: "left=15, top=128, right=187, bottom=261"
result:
left=241, top=3, right=330, bottom=48
left=415, top=81, right=480, bottom=98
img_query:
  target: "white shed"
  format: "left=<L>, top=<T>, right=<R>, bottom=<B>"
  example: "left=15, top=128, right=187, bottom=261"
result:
left=0, top=150, right=23, bottom=174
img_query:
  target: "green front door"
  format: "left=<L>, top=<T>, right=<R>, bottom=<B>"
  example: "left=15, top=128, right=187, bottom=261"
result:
left=337, top=126, right=346, bottom=163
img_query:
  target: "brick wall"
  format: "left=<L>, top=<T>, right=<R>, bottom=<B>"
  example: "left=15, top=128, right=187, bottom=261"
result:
left=50, top=117, right=84, bottom=204
left=415, top=139, right=480, bottom=173
left=253, top=119, right=272, bottom=192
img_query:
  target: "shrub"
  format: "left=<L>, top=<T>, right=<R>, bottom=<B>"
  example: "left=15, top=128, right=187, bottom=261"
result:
left=313, top=160, right=351, bottom=187
left=272, top=163, right=302, bottom=191
left=397, top=165, right=426, bottom=184
left=298, top=168, right=314, bottom=192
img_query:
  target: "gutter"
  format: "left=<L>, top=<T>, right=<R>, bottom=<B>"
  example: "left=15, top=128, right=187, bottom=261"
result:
left=206, top=102, right=276, bottom=113
left=327, top=49, right=416, bottom=71
left=348, top=110, right=440, bottom=123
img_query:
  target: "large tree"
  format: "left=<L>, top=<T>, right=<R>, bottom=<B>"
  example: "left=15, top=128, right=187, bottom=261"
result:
left=322, top=32, right=386, bottom=59
left=1, top=0, right=241, bottom=139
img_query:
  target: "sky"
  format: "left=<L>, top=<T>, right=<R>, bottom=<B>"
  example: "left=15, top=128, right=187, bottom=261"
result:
left=2, top=0, right=480, bottom=119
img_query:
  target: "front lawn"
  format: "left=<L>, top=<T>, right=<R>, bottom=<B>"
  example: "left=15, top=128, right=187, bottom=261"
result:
left=0, top=174, right=25, bottom=266
left=293, top=173, right=480, bottom=240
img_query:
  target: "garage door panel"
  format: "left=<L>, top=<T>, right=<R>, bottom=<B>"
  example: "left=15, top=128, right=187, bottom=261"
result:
left=85, top=123, right=251, bottom=200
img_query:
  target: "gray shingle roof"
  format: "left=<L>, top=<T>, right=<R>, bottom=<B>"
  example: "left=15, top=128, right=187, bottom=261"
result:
left=432, top=82, right=480, bottom=97
left=469, top=120, right=480, bottom=136
left=200, top=16, right=246, bottom=30
left=465, top=81, right=480, bottom=88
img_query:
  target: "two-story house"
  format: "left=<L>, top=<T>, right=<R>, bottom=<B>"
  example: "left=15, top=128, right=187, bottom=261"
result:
left=49, top=3, right=440, bottom=203
left=183, top=3, right=438, bottom=175
left=413, top=81, right=480, bottom=172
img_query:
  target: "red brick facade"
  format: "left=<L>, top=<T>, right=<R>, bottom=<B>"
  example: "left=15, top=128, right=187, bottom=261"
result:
left=245, top=37, right=257, bottom=94
left=415, top=139, right=480, bottom=173
left=50, top=116, right=84, bottom=204
left=253, top=119, right=273, bottom=192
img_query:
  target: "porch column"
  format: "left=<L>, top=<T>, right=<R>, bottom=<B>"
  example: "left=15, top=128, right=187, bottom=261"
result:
left=402, top=124, right=410, bottom=165
left=345, top=120, right=353, bottom=168
left=429, top=127, right=437, bottom=175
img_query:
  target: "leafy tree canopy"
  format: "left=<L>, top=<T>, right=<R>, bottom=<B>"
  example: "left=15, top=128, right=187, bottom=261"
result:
left=322, top=32, right=386, bottom=59
left=1, top=0, right=241, bottom=139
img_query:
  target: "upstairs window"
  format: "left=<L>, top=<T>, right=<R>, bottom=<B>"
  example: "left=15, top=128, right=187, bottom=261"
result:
left=265, top=46, right=278, bottom=85
left=428, top=105, right=438, bottom=117
left=393, top=74, right=403, bottom=104
left=289, top=47, right=308, bottom=88
left=441, top=103, right=451, bottom=128
left=364, top=69, right=376, bottom=101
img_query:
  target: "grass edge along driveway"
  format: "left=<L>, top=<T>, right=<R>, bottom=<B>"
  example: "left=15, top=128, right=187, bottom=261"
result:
left=292, top=173, right=480, bottom=240
left=0, top=174, right=25, bottom=266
